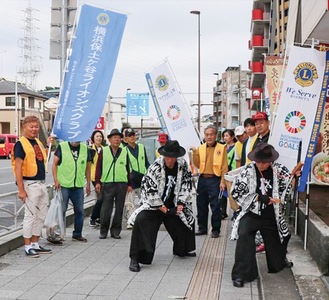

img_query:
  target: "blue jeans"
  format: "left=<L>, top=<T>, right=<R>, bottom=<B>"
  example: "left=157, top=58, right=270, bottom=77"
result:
left=61, top=187, right=85, bottom=238
left=196, top=176, right=222, bottom=233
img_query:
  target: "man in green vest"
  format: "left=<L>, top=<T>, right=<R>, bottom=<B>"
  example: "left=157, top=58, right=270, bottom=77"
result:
left=52, top=141, right=91, bottom=243
left=95, top=128, right=132, bottom=239
left=124, top=128, right=150, bottom=225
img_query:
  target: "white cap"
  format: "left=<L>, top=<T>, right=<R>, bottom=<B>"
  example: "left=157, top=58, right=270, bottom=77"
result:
left=234, top=126, right=245, bottom=136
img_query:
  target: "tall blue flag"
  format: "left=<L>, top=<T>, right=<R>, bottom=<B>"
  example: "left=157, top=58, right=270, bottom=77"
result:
left=53, top=4, right=127, bottom=141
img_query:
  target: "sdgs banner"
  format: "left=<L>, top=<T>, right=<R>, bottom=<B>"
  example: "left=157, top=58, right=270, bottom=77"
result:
left=269, top=46, right=329, bottom=191
left=145, top=61, right=201, bottom=155
left=53, top=4, right=127, bottom=141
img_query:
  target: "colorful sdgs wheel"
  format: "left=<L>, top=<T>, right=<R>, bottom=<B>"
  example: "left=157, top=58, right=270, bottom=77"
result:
left=284, top=111, right=306, bottom=134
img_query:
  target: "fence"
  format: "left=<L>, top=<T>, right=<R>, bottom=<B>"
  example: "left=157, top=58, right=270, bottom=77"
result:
left=0, top=185, right=96, bottom=239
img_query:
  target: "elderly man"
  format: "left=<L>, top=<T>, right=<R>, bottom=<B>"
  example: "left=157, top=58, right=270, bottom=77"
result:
left=12, top=115, right=54, bottom=257
left=95, top=128, right=132, bottom=239
left=192, top=125, right=228, bottom=238
left=128, top=140, right=195, bottom=272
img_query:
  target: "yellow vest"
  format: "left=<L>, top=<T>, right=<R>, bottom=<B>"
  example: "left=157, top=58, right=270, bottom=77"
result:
left=11, top=136, right=46, bottom=177
left=90, top=144, right=102, bottom=182
left=199, top=143, right=226, bottom=177
left=245, top=135, right=258, bottom=164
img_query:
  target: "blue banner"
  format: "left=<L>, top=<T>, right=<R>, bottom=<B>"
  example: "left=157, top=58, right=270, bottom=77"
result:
left=298, top=51, right=329, bottom=191
left=53, top=4, right=127, bottom=141
left=126, top=93, right=149, bottom=116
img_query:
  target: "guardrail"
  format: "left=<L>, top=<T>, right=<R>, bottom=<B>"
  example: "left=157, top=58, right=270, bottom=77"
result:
left=0, top=186, right=96, bottom=239
left=0, top=191, right=24, bottom=233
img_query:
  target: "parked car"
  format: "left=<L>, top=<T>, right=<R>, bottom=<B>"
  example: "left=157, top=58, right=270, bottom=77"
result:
left=0, top=134, right=19, bottom=159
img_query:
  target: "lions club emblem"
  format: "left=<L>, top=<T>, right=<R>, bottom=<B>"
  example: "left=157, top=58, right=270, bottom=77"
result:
left=155, top=75, right=169, bottom=92
left=293, top=62, right=318, bottom=87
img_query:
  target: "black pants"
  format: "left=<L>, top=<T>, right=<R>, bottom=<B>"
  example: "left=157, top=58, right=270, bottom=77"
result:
left=129, top=210, right=195, bottom=264
left=100, top=182, right=127, bottom=237
left=90, top=182, right=103, bottom=221
left=232, top=211, right=290, bottom=282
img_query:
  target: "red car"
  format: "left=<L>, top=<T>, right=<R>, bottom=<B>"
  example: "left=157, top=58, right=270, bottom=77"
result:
left=0, top=134, right=19, bottom=159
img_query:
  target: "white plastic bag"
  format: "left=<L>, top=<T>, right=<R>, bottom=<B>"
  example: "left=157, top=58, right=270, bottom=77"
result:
left=43, top=190, right=65, bottom=242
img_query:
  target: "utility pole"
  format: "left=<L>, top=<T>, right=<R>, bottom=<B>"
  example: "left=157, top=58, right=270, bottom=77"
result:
left=50, top=0, right=77, bottom=83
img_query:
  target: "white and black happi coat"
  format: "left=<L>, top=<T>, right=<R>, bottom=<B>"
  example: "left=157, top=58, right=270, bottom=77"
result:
left=128, top=156, right=195, bottom=230
left=230, top=161, right=292, bottom=242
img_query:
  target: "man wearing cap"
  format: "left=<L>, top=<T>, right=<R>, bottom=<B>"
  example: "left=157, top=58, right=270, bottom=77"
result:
left=234, top=125, right=248, bottom=168
left=192, top=124, right=228, bottom=238
left=124, top=128, right=150, bottom=222
left=95, top=128, right=132, bottom=239
left=230, top=143, right=295, bottom=288
left=252, top=111, right=270, bottom=148
left=120, top=125, right=131, bottom=147
left=52, top=140, right=92, bottom=243
left=128, top=140, right=196, bottom=272
left=155, top=133, right=169, bottom=158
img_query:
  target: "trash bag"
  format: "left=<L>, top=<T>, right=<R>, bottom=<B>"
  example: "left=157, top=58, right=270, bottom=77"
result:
left=43, top=190, right=65, bottom=242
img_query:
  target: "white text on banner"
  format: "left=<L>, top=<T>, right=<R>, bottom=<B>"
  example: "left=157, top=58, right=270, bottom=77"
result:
left=53, top=4, right=127, bottom=142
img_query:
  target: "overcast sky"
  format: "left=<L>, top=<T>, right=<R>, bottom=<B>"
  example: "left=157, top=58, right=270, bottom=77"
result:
left=0, top=0, right=253, bottom=117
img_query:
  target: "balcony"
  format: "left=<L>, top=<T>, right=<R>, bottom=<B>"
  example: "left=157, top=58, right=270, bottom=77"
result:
left=250, top=61, right=265, bottom=89
left=252, top=9, right=263, bottom=21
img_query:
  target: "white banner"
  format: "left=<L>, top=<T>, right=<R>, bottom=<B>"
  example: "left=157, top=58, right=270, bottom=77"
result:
left=269, top=46, right=328, bottom=190
left=145, top=61, right=201, bottom=155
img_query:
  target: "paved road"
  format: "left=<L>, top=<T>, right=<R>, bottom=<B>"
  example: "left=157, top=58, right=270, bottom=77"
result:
left=0, top=157, right=54, bottom=195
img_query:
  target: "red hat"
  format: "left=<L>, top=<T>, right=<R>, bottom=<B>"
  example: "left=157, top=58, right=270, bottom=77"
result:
left=252, top=111, right=268, bottom=121
left=157, top=133, right=168, bottom=143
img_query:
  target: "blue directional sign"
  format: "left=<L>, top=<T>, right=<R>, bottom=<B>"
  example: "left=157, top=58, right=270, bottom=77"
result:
left=126, top=93, right=149, bottom=116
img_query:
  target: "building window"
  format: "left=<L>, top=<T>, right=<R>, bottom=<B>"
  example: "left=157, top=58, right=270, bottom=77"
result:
left=39, top=102, right=42, bottom=110
left=5, top=97, right=15, bottom=106
left=28, top=97, right=35, bottom=108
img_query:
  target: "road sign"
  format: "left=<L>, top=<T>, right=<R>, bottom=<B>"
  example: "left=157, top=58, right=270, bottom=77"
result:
left=127, top=93, right=149, bottom=116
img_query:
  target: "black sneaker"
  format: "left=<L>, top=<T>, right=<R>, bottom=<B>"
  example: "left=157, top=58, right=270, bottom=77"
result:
left=95, top=219, right=101, bottom=226
left=89, top=219, right=97, bottom=227
left=34, top=246, right=52, bottom=254
left=25, top=248, right=39, bottom=258
left=47, top=237, right=63, bottom=245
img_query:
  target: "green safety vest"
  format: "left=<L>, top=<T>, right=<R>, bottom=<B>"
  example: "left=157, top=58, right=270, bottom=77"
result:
left=57, top=142, right=87, bottom=188
left=127, top=143, right=147, bottom=174
left=227, top=145, right=236, bottom=171
left=101, top=146, right=128, bottom=183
